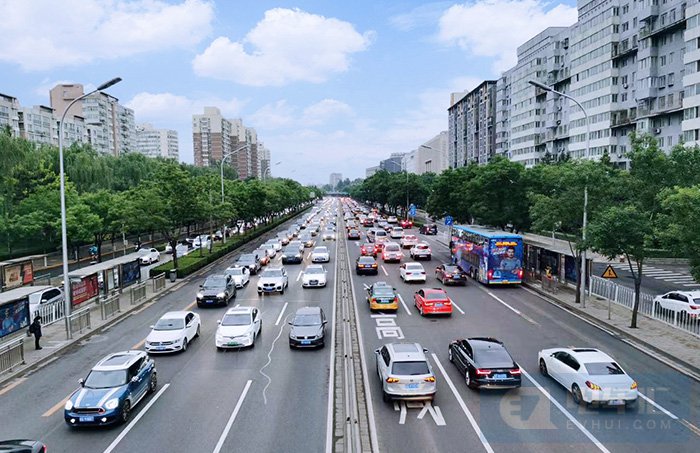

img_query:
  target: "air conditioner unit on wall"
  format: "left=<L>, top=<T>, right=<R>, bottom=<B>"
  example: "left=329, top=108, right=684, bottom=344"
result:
left=654, top=128, right=661, bottom=134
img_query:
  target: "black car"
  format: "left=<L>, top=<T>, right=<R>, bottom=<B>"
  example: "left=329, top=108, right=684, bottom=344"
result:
left=448, top=337, right=521, bottom=390
left=420, top=224, right=438, bottom=235
left=281, top=246, right=303, bottom=264
left=236, top=253, right=261, bottom=274
left=197, top=274, right=236, bottom=307
left=355, top=256, right=379, bottom=275
left=0, top=440, right=46, bottom=453
left=435, top=263, right=467, bottom=285
left=289, top=306, right=327, bottom=348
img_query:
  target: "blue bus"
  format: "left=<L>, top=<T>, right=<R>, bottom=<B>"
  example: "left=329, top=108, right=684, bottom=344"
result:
left=450, top=225, right=524, bottom=285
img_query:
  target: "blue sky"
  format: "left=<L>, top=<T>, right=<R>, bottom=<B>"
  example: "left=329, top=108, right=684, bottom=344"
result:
left=0, top=0, right=578, bottom=184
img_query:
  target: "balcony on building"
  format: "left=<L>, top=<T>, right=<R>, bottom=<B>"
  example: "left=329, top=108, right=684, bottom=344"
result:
left=611, top=109, right=638, bottom=128
left=611, top=40, right=638, bottom=60
left=639, top=6, right=686, bottom=39
left=638, top=0, right=659, bottom=22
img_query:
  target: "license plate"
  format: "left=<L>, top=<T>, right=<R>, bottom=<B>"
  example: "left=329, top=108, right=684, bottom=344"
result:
left=155, top=346, right=167, bottom=350
left=227, top=342, right=240, bottom=346
left=79, top=416, right=95, bottom=422
left=436, top=303, right=443, bottom=307
left=453, top=276, right=460, bottom=279
left=608, top=400, right=625, bottom=406
left=494, top=374, right=507, bottom=380
left=301, top=340, right=311, bottom=345
left=406, top=383, right=419, bottom=389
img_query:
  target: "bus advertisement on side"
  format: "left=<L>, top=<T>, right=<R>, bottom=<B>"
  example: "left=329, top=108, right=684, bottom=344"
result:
left=450, top=225, right=524, bottom=285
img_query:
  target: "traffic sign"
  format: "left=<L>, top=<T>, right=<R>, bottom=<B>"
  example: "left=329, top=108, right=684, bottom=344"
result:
left=601, top=265, right=618, bottom=279
left=409, top=206, right=417, bottom=216
left=444, top=216, right=454, bottom=226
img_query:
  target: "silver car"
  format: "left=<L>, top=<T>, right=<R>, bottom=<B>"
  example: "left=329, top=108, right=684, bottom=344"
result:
left=375, top=343, right=437, bottom=402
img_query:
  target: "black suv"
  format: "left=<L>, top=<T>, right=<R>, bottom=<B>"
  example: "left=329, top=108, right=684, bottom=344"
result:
left=197, top=274, right=236, bottom=307
left=419, top=224, right=438, bottom=235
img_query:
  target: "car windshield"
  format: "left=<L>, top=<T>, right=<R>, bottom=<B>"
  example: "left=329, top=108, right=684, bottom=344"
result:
left=262, top=270, right=283, bottom=278
left=293, top=314, right=322, bottom=326
left=283, top=248, right=298, bottom=255
left=306, top=267, right=324, bottom=274
left=392, top=361, right=430, bottom=376
left=474, top=347, right=514, bottom=368
left=203, top=277, right=226, bottom=289
left=313, top=247, right=328, bottom=253
left=694, top=298, right=700, bottom=304
left=154, top=318, right=184, bottom=330
left=221, top=313, right=251, bottom=326
left=425, top=292, right=447, bottom=301
left=238, top=255, right=254, bottom=263
left=584, top=362, right=625, bottom=375
left=137, top=249, right=151, bottom=256
left=84, top=369, right=128, bottom=389
left=227, top=268, right=243, bottom=275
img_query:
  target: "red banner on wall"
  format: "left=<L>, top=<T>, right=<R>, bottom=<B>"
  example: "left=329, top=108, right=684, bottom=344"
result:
left=71, top=274, right=99, bottom=306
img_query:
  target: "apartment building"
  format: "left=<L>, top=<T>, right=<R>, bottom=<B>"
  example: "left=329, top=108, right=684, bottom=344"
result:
left=258, top=145, right=272, bottom=179
left=329, top=173, right=343, bottom=188
left=682, top=0, right=700, bottom=142
left=0, top=93, right=20, bottom=136
left=404, top=131, right=449, bottom=174
left=379, top=153, right=405, bottom=173
left=365, top=166, right=379, bottom=177
left=448, top=81, right=497, bottom=167
left=135, top=123, right=179, bottom=160
left=193, top=107, right=233, bottom=167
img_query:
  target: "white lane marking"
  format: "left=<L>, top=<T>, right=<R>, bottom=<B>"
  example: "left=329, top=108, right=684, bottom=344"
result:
left=325, top=236, right=340, bottom=453
left=683, top=283, right=700, bottom=287
left=520, top=368, right=610, bottom=453
left=417, top=402, right=446, bottom=426
left=638, top=391, right=678, bottom=420
left=431, top=354, right=494, bottom=453
left=212, top=380, right=253, bottom=453
left=103, top=383, right=171, bottom=453
left=397, top=294, right=412, bottom=316
left=234, top=304, right=240, bottom=308
left=381, top=265, right=388, bottom=276
left=450, top=299, right=465, bottom=315
left=275, top=302, right=288, bottom=326
left=296, top=271, right=303, bottom=282
left=399, top=401, right=407, bottom=424
left=486, top=291, right=538, bottom=325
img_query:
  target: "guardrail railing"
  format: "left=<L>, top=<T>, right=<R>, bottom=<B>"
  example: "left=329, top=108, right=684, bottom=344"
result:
left=130, top=282, right=147, bottom=305
left=35, top=301, right=65, bottom=327
left=100, top=293, right=121, bottom=320
left=67, top=307, right=91, bottom=339
left=0, top=338, right=25, bottom=375
left=152, top=273, right=166, bottom=293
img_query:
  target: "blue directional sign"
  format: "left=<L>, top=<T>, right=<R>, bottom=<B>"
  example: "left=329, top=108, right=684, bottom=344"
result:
left=444, top=215, right=454, bottom=226
left=409, top=205, right=417, bottom=216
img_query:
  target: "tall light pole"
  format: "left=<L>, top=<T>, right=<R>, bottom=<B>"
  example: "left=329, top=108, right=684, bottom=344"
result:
left=59, top=77, right=122, bottom=339
left=220, top=144, right=249, bottom=203
left=529, top=80, right=589, bottom=306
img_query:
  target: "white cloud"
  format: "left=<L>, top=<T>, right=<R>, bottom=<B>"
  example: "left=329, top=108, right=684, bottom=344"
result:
left=248, top=100, right=296, bottom=129
left=437, top=0, right=577, bottom=73
left=193, top=8, right=373, bottom=86
left=389, top=2, right=452, bottom=31
left=0, top=0, right=214, bottom=71
left=249, top=98, right=353, bottom=129
left=302, top=99, right=353, bottom=126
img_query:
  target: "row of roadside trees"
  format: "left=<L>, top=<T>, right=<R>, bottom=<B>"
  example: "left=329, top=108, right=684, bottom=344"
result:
left=0, top=128, right=317, bottom=271
left=349, top=134, right=700, bottom=328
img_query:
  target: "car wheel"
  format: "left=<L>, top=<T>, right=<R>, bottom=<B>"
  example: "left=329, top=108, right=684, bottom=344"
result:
left=280, top=288, right=285, bottom=295
left=448, top=348, right=453, bottom=363
left=147, top=373, right=157, bottom=394
left=258, top=291, right=263, bottom=296
left=419, top=306, right=424, bottom=316
left=539, top=359, right=548, bottom=376
left=182, top=338, right=188, bottom=352
left=195, top=325, right=200, bottom=338
left=121, top=401, right=131, bottom=424
left=465, top=370, right=474, bottom=389
left=382, top=391, right=391, bottom=403
left=571, top=384, right=584, bottom=405
left=216, top=346, right=223, bottom=352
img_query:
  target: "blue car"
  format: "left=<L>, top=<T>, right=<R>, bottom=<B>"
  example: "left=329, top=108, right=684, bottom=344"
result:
left=64, top=350, right=157, bottom=427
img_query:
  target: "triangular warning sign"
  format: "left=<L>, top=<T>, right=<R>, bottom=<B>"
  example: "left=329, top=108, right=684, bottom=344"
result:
left=602, top=265, right=618, bottom=279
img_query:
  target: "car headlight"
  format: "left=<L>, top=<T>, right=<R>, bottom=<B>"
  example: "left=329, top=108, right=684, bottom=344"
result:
left=196, top=292, right=203, bottom=299
left=281, top=254, right=287, bottom=259
left=296, top=254, right=302, bottom=258
left=65, top=400, right=74, bottom=410
left=290, top=334, right=297, bottom=340
left=104, top=398, right=119, bottom=410
left=217, top=292, right=226, bottom=299
left=216, top=333, right=223, bottom=341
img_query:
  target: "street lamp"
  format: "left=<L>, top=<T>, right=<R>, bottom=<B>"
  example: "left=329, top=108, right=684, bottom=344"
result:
left=528, top=80, right=589, bottom=307
left=220, top=144, right=249, bottom=203
left=59, top=77, right=121, bottom=339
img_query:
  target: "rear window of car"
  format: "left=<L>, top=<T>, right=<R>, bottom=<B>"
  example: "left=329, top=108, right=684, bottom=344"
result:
left=392, top=361, right=430, bottom=376
left=406, top=264, right=423, bottom=271
left=425, top=292, right=447, bottom=301
left=385, top=245, right=400, bottom=251
left=359, top=257, right=375, bottom=264
left=473, top=347, right=514, bottom=368
left=375, top=230, right=387, bottom=236
left=584, top=362, right=624, bottom=375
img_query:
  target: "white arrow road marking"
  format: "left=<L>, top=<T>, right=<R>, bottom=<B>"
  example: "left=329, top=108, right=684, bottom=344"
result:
left=417, top=402, right=446, bottom=426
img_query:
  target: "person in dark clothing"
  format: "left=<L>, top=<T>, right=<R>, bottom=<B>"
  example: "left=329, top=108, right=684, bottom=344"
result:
left=29, top=316, right=42, bottom=350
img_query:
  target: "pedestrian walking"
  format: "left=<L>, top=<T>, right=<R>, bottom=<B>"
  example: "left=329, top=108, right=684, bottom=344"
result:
left=29, top=316, right=43, bottom=350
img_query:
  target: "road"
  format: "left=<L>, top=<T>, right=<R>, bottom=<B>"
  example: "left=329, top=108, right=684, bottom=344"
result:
left=347, top=214, right=700, bottom=452
left=591, top=262, right=699, bottom=296
left=1, top=199, right=699, bottom=452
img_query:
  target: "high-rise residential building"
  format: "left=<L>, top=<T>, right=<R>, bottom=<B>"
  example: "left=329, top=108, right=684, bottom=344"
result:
left=329, top=173, right=343, bottom=188
left=683, top=1, right=700, bottom=143
left=50, top=84, right=135, bottom=156
left=404, top=131, right=449, bottom=174
left=379, top=152, right=405, bottom=173
left=0, top=93, right=21, bottom=136
left=258, top=145, right=272, bottom=179
left=18, top=105, right=88, bottom=147
left=365, top=166, right=379, bottom=177
left=448, top=81, right=497, bottom=167
left=135, top=123, right=179, bottom=160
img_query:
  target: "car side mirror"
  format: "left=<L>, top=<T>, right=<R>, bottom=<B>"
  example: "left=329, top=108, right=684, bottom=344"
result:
left=322, top=321, right=327, bottom=325
left=374, top=348, right=380, bottom=354
left=131, top=376, right=139, bottom=383
left=288, top=322, right=293, bottom=325
left=423, top=348, right=429, bottom=353
left=149, top=325, right=155, bottom=329
left=217, top=320, right=221, bottom=324
left=78, top=378, right=85, bottom=386
left=199, top=284, right=203, bottom=288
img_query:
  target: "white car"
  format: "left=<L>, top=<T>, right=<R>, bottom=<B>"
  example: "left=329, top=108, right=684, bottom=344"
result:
left=538, top=347, right=638, bottom=407
left=322, top=229, right=336, bottom=241
left=387, top=216, right=398, bottom=224
left=390, top=227, right=404, bottom=239
left=653, top=291, right=700, bottom=318
left=409, top=243, right=432, bottom=260
left=261, top=244, right=277, bottom=259
left=224, top=266, right=250, bottom=288
left=216, top=306, right=261, bottom=350
left=264, top=240, right=283, bottom=252
left=302, top=264, right=328, bottom=288
left=193, top=235, right=211, bottom=249
left=400, top=262, right=427, bottom=283
left=311, top=246, right=330, bottom=263
left=257, top=267, right=289, bottom=295
left=138, top=248, right=160, bottom=265
left=145, top=311, right=200, bottom=353
left=400, top=235, right=419, bottom=249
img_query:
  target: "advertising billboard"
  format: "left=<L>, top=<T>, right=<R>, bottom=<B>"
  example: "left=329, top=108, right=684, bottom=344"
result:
left=71, top=274, right=100, bottom=306
left=2, top=261, right=34, bottom=290
left=120, top=259, right=141, bottom=288
left=0, top=297, right=30, bottom=339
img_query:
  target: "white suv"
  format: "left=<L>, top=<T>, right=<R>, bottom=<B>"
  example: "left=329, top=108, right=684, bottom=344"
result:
left=409, top=243, right=432, bottom=260
left=653, top=291, right=700, bottom=318
left=257, top=267, right=289, bottom=295
left=375, top=343, right=436, bottom=402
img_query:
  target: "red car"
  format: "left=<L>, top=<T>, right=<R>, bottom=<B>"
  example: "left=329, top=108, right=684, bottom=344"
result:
left=400, top=219, right=413, bottom=229
left=360, top=243, right=377, bottom=257
left=414, top=288, right=453, bottom=316
left=347, top=229, right=361, bottom=240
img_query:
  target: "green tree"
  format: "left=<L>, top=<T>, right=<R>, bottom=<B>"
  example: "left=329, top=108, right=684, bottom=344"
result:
left=659, top=185, right=700, bottom=280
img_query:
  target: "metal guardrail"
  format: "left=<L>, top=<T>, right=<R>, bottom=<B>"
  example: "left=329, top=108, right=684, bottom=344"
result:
left=100, top=293, right=121, bottom=320
left=0, top=338, right=25, bottom=375
left=590, top=276, right=699, bottom=337
left=67, top=307, right=91, bottom=339
left=152, top=273, right=166, bottom=293
left=35, top=301, right=65, bottom=327
left=130, top=282, right=147, bottom=305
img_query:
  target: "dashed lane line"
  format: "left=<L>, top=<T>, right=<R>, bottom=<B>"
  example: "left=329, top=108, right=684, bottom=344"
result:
left=275, top=302, right=288, bottom=326
left=450, top=299, right=465, bottom=315
left=397, top=294, right=412, bottom=316
left=0, top=378, right=27, bottom=396
left=212, top=380, right=252, bottom=453
left=381, top=265, right=388, bottom=276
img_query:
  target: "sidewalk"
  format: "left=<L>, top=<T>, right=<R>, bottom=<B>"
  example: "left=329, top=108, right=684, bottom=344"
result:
left=525, top=281, right=700, bottom=380
left=0, top=276, right=188, bottom=388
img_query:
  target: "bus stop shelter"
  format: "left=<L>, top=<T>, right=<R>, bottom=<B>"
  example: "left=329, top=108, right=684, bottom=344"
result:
left=67, top=253, right=142, bottom=306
